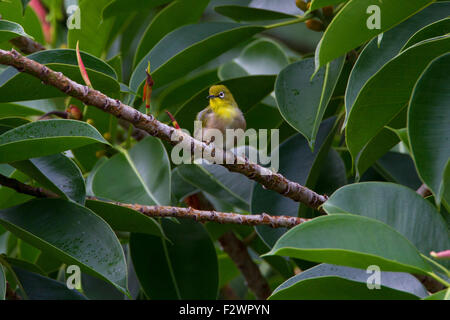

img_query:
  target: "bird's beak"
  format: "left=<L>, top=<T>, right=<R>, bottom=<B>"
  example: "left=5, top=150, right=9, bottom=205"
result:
left=207, top=95, right=216, bottom=100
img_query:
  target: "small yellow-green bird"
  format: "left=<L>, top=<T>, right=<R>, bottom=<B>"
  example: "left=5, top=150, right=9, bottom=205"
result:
left=195, top=85, right=246, bottom=149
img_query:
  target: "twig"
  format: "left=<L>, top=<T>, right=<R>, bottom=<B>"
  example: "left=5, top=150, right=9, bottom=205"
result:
left=0, top=174, right=309, bottom=228
left=106, top=199, right=309, bottom=229
left=0, top=174, right=58, bottom=199
left=9, top=36, right=46, bottom=55
left=0, top=49, right=328, bottom=211
left=218, top=232, right=271, bottom=300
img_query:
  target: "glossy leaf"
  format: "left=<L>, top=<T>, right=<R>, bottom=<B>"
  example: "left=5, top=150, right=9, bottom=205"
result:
left=224, top=38, right=289, bottom=76
left=129, top=23, right=265, bottom=98
left=0, top=49, right=119, bottom=102
left=346, top=36, right=450, bottom=177
left=0, top=103, right=44, bottom=118
left=0, top=0, right=44, bottom=44
left=345, top=2, right=450, bottom=124
left=157, top=69, right=219, bottom=121
left=130, top=219, right=218, bottom=299
left=12, top=153, right=86, bottom=204
left=317, top=0, right=433, bottom=68
left=102, top=0, right=172, bottom=19
left=175, top=163, right=252, bottom=211
left=11, top=266, right=87, bottom=300
left=215, top=5, right=296, bottom=22
left=267, top=214, right=432, bottom=275
left=0, top=20, right=31, bottom=42
left=323, top=182, right=450, bottom=268
left=275, top=57, right=344, bottom=148
left=310, top=0, right=347, bottom=11
left=170, top=167, right=199, bottom=204
left=0, top=264, right=5, bottom=300
left=0, top=199, right=128, bottom=294
left=0, top=169, right=32, bottom=209
left=134, top=0, right=210, bottom=68
left=252, top=117, right=338, bottom=247
left=403, top=17, right=450, bottom=50
left=0, top=120, right=108, bottom=163
left=85, top=200, right=165, bottom=239
left=270, top=263, right=427, bottom=300
left=67, top=0, right=114, bottom=57
left=375, top=152, right=421, bottom=190
left=92, top=136, right=171, bottom=206
left=408, top=53, right=450, bottom=205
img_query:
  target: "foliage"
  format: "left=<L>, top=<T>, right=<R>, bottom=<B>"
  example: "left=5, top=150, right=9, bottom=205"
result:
left=0, top=0, right=448, bottom=300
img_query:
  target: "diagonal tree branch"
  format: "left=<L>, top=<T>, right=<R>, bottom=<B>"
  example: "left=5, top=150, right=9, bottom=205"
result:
left=0, top=48, right=328, bottom=211
left=9, top=36, right=46, bottom=55
left=0, top=173, right=309, bottom=229
left=218, top=232, right=271, bottom=300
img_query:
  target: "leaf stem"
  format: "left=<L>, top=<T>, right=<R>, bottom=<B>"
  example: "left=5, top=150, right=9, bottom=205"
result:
left=265, top=14, right=313, bottom=29
left=422, top=254, right=450, bottom=277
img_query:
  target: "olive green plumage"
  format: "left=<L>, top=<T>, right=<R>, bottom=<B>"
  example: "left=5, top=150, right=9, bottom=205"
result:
left=195, top=85, right=246, bottom=149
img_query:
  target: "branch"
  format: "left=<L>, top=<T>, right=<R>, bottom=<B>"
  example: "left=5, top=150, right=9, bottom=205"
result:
left=9, top=36, right=46, bottom=55
left=106, top=199, right=309, bottom=229
left=218, top=232, right=271, bottom=300
left=0, top=49, right=328, bottom=211
left=0, top=174, right=58, bottom=199
left=0, top=173, right=309, bottom=228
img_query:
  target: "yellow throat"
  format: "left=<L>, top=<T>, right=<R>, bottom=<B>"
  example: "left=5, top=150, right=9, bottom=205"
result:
left=209, top=98, right=238, bottom=121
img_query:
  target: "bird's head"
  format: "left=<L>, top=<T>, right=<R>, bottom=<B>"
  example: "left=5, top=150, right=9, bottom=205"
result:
left=207, top=85, right=237, bottom=111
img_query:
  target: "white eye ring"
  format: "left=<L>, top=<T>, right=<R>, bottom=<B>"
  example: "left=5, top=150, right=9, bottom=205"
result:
left=218, top=92, right=225, bottom=98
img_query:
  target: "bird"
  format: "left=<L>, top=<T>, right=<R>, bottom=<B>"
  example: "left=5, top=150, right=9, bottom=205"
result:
left=195, top=85, right=246, bottom=150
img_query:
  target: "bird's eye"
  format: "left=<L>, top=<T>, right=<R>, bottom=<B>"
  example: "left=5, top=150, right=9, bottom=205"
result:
left=218, top=92, right=225, bottom=98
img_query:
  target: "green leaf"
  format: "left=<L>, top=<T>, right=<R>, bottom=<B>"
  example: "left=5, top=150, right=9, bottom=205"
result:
left=0, top=103, right=45, bottom=118
left=0, top=169, right=32, bottom=209
left=214, top=5, right=297, bottom=22
left=346, top=36, right=450, bottom=177
left=0, top=120, right=108, bottom=163
left=275, top=57, right=344, bottom=149
left=0, top=199, right=128, bottom=294
left=102, top=0, right=172, bottom=19
left=174, top=75, right=276, bottom=133
left=0, top=264, right=5, bottom=300
left=323, top=182, right=450, bottom=269
left=92, top=136, right=171, bottom=206
left=85, top=200, right=166, bottom=239
left=403, top=17, right=450, bottom=50
left=223, top=38, right=289, bottom=76
left=175, top=163, right=252, bottom=211
left=67, top=0, right=115, bottom=57
left=170, top=167, right=199, bottom=204
left=0, top=20, right=32, bottom=42
left=375, top=152, right=421, bottom=190
left=424, top=289, right=450, bottom=300
left=310, top=0, right=347, bottom=11
left=11, top=266, right=87, bottom=300
left=12, top=153, right=86, bottom=204
left=130, top=219, right=218, bottom=299
left=129, top=22, right=265, bottom=99
left=157, top=69, right=219, bottom=120
left=20, top=0, right=30, bottom=14
left=252, top=117, right=338, bottom=247
left=317, top=0, right=434, bottom=68
left=0, top=49, right=120, bottom=102
left=408, top=53, right=450, bottom=206
left=134, top=0, right=210, bottom=68
left=0, top=0, right=44, bottom=44
left=266, top=214, right=432, bottom=275
left=270, top=263, right=427, bottom=300
left=0, top=116, right=30, bottom=134
left=345, top=2, right=450, bottom=124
